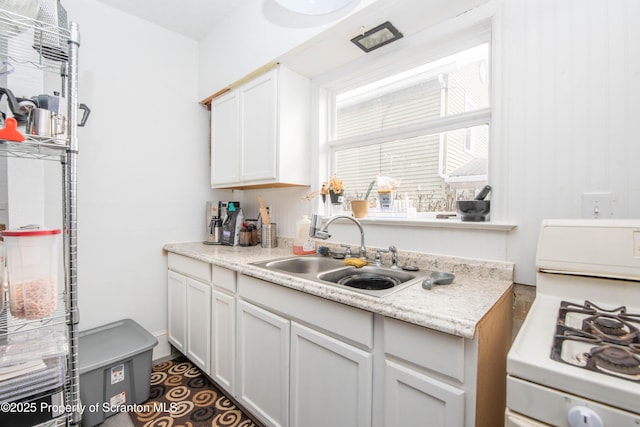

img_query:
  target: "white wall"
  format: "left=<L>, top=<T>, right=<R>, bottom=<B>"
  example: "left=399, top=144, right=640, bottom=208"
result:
left=62, top=0, right=213, bottom=350
left=500, top=0, right=640, bottom=283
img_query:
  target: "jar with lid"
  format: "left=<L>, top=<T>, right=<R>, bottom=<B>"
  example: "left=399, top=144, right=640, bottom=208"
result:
left=2, top=227, right=61, bottom=319
left=239, top=228, right=251, bottom=247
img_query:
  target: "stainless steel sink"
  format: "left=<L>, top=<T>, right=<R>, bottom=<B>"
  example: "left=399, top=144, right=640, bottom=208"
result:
left=252, top=255, right=430, bottom=297
left=263, top=256, right=344, bottom=274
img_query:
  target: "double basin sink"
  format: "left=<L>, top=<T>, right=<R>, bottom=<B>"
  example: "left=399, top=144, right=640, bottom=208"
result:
left=251, top=254, right=432, bottom=297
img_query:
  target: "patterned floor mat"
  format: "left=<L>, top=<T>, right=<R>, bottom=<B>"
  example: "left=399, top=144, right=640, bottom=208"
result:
left=129, top=356, right=260, bottom=427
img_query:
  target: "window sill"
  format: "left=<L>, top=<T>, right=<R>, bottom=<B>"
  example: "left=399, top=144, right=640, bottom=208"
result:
left=354, top=216, right=516, bottom=231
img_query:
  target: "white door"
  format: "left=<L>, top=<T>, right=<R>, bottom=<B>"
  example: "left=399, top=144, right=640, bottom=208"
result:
left=384, top=360, right=465, bottom=427
left=237, top=300, right=290, bottom=427
left=211, top=90, right=240, bottom=186
left=167, top=270, right=186, bottom=353
left=211, top=289, right=235, bottom=395
left=239, top=69, right=277, bottom=183
left=186, top=278, right=211, bottom=374
left=290, top=322, right=373, bottom=427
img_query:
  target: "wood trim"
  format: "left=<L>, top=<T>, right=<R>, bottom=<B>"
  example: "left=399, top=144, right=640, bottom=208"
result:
left=213, top=182, right=309, bottom=191
left=474, top=285, right=513, bottom=427
left=200, top=62, right=281, bottom=109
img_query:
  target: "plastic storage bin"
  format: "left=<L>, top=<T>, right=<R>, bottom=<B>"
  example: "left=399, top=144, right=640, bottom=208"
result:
left=78, top=319, right=158, bottom=427
left=2, top=227, right=61, bottom=319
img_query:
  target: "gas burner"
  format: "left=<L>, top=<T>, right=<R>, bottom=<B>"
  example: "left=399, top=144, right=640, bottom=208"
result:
left=590, top=345, right=640, bottom=376
left=552, top=300, right=640, bottom=382
left=583, top=314, right=639, bottom=344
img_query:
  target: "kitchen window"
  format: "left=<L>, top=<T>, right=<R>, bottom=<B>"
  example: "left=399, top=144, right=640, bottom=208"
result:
left=328, top=39, right=491, bottom=215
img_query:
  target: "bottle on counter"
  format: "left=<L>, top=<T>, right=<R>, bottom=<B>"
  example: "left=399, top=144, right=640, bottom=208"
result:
left=293, top=215, right=316, bottom=255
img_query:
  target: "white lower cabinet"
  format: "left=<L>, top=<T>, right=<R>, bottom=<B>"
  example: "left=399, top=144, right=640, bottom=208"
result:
left=167, top=270, right=187, bottom=352
left=167, top=253, right=212, bottom=374
left=290, top=322, right=372, bottom=427
left=186, top=278, right=212, bottom=372
left=167, top=258, right=512, bottom=427
left=237, top=300, right=290, bottom=427
left=384, top=360, right=465, bottom=427
left=211, top=289, right=235, bottom=395
left=211, top=264, right=237, bottom=394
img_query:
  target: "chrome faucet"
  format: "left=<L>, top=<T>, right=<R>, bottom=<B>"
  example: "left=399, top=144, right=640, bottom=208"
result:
left=388, top=245, right=399, bottom=269
left=310, top=214, right=367, bottom=259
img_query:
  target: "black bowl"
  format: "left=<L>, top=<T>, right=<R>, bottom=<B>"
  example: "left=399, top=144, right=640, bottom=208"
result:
left=457, top=200, right=490, bottom=222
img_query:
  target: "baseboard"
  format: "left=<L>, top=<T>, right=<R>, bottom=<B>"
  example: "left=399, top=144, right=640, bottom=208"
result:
left=151, top=330, right=172, bottom=362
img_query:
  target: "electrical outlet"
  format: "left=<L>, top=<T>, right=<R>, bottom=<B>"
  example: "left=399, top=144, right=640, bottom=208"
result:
left=581, top=192, right=613, bottom=219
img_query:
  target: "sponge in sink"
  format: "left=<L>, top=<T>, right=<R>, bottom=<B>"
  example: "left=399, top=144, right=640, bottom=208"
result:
left=343, top=258, right=368, bottom=268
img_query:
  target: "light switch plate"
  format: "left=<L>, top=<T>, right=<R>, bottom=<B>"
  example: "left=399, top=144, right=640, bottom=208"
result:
left=581, top=192, right=613, bottom=218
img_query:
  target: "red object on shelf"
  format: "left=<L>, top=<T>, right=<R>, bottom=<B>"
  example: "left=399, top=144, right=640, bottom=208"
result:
left=0, top=117, right=25, bottom=142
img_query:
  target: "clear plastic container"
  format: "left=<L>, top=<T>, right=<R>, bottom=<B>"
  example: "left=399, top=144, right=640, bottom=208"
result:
left=293, top=215, right=316, bottom=255
left=2, top=227, right=61, bottom=320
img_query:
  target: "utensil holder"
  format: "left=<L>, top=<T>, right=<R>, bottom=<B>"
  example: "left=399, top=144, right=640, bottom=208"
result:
left=261, top=223, right=277, bottom=248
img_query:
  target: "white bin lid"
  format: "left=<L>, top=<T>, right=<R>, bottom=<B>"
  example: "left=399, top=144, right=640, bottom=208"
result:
left=78, top=319, right=158, bottom=374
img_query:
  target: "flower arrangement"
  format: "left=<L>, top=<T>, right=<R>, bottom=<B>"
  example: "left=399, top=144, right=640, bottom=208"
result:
left=321, top=175, right=345, bottom=195
left=304, top=174, right=345, bottom=202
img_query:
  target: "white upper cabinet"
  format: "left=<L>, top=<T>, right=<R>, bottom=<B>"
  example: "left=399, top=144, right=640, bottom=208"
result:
left=210, top=65, right=311, bottom=189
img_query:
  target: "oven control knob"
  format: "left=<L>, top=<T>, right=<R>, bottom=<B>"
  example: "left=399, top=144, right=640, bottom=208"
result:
left=568, top=406, right=604, bottom=427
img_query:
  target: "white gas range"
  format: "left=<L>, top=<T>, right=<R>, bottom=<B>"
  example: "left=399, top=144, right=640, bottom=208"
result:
left=506, top=219, right=640, bottom=427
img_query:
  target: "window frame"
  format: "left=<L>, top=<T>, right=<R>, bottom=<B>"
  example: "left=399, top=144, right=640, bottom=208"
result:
left=324, top=31, right=492, bottom=217
left=311, top=10, right=512, bottom=228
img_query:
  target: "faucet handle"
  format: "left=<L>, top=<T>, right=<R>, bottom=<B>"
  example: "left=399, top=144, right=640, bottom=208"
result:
left=374, top=248, right=389, bottom=266
left=340, top=244, right=353, bottom=258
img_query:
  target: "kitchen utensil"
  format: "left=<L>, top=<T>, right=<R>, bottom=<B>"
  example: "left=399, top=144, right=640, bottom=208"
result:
left=456, top=200, right=490, bottom=222
left=0, top=87, right=36, bottom=125
left=474, top=185, right=492, bottom=200
left=258, top=195, right=271, bottom=224
left=26, top=107, right=55, bottom=136
left=422, top=271, right=455, bottom=290
left=0, top=117, right=25, bottom=142
left=32, top=93, right=61, bottom=112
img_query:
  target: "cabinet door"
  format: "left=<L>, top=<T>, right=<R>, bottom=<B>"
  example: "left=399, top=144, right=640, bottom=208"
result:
left=239, top=69, right=277, bottom=183
left=186, top=278, right=211, bottom=374
left=384, top=360, right=465, bottom=427
left=237, top=300, right=289, bottom=427
left=211, top=90, right=240, bottom=186
left=167, top=270, right=186, bottom=353
left=211, top=289, right=235, bottom=395
left=290, top=322, right=372, bottom=427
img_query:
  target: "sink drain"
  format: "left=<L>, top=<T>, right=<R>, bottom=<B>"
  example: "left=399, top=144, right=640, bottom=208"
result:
left=337, top=273, right=401, bottom=290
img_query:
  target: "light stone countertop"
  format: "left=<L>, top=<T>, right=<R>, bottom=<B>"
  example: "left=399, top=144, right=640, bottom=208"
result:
left=162, top=240, right=514, bottom=339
